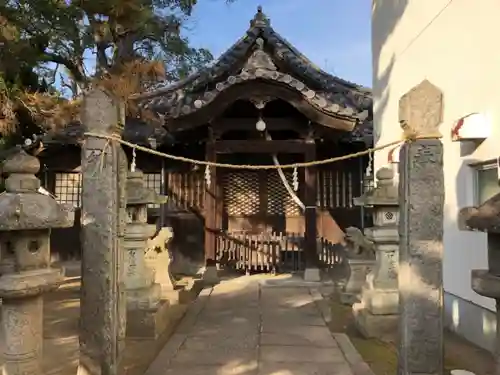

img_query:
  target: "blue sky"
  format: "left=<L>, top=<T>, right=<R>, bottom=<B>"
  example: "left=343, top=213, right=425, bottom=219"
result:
left=186, top=0, right=372, bottom=87
left=59, top=0, right=371, bottom=95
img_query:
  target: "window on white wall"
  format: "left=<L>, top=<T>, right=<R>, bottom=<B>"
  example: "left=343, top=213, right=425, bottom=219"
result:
left=474, top=162, right=500, bottom=205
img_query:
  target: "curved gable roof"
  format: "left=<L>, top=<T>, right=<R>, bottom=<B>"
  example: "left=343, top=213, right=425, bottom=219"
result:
left=134, top=6, right=373, bottom=138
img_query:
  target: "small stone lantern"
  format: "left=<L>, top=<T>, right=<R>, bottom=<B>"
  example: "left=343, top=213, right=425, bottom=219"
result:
left=458, top=191, right=500, bottom=373
left=0, top=150, right=74, bottom=375
left=351, top=167, right=400, bottom=339
left=124, top=169, right=170, bottom=338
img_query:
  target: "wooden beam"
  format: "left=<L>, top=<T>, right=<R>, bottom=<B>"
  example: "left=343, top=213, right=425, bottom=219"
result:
left=166, top=82, right=357, bottom=132
left=304, top=141, right=318, bottom=268
left=214, top=139, right=309, bottom=154
left=204, top=142, right=217, bottom=264
left=213, top=118, right=305, bottom=134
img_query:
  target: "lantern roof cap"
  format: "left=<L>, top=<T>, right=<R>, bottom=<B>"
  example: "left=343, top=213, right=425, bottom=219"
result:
left=127, top=169, right=167, bottom=205
left=0, top=150, right=74, bottom=231
left=353, top=167, right=398, bottom=207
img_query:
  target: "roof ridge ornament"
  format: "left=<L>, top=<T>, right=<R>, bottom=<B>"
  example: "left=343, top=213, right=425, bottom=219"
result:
left=250, top=5, right=270, bottom=28
left=242, top=37, right=277, bottom=72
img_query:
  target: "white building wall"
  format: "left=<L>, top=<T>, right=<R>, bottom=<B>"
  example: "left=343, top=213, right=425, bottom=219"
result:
left=372, top=0, right=500, bottom=350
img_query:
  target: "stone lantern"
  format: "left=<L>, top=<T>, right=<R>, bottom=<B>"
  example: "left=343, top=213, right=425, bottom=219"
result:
left=0, top=150, right=74, bottom=375
left=458, top=190, right=500, bottom=373
left=124, top=169, right=171, bottom=338
left=351, top=167, right=400, bottom=339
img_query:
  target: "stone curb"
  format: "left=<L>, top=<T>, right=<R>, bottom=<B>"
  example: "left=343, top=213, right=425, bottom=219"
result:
left=333, top=333, right=376, bottom=375
left=313, top=287, right=375, bottom=375
left=259, top=279, right=334, bottom=288
left=144, top=286, right=213, bottom=375
left=310, top=287, right=331, bottom=324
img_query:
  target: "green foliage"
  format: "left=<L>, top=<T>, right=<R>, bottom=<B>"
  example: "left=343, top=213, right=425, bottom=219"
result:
left=0, top=0, right=216, bottom=88
left=0, top=62, right=50, bottom=146
left=0, top=0, right=232, bottom=138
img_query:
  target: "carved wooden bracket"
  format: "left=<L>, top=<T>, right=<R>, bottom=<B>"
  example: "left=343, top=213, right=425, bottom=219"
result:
left=249, top=96, right=275, bottom=110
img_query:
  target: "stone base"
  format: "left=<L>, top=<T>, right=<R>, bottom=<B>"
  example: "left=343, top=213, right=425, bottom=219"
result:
left=162, top=289, right=182, bottom=305
left=202, top=265, right=219, bottom=285
left=172, top=252, right=203, bottom=276
left=360, top=287, right=398, bottom=315
left=341, top=259, right=375, bottom=305
left=126, top=283, right=161, bottom=310
left=304, top=267, right=321, bottom=282
left=126, top=299, right=171, bottom=339
left=77, top=352, right=102, bottom=375
left=163, top=288, right=192, bottom=305
left=163, top=279, right=204, bottom=305
left=340, top=292, right=361, bottom=305
left=353, top=307, right=398, bottom=340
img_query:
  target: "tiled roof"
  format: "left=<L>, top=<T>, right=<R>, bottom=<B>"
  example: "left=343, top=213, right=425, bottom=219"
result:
left=134, top=6, right=373, bottom=144
left=41, top=119, right=173, bottom=147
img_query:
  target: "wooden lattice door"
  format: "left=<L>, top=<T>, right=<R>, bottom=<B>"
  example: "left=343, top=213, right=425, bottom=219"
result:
left=222, top=171, right=261, bottom=233
left=222, top=169, right=302, bottom=234
left=266, top=170, right=301, bottom=217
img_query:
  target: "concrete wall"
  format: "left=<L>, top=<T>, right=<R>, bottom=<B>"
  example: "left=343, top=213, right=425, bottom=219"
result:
left=372, top=0, right=500, bottom=348
left=444, top=291, right=496, bottom=352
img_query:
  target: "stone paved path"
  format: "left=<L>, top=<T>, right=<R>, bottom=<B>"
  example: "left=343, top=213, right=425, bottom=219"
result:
left=145, top=276, right=373, bottom=375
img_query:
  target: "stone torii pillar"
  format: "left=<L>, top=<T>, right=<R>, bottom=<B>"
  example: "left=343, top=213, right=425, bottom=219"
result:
left=78, top=88, right=128, bottom=375
left=397, top=80, right=445, bottom=375
left=0, top=150, right=74, bottom=375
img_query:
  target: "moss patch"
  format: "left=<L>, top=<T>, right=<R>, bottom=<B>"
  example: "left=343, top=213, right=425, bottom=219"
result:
left=328, top=293, right=495, bottom=375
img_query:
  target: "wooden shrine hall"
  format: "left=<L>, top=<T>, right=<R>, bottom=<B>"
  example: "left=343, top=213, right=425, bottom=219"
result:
left=38, top=6, right=374, bottom=273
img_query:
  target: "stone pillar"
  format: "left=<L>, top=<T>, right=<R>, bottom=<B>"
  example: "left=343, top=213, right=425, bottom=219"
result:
left=397, top=80, right=445, bottom=375
left=79, top=88, right=128, bottom=375
left=124, top=169, right=171, bottom=338
left=458, top=188, right=500, bottom=375
left=351, top=167, right=399, bottom=339
left=0, top=150, right=74, bottom=375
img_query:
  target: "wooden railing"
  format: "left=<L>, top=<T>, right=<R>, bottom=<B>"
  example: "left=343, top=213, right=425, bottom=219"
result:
left=164, top=171, right=205, bottom=212
left=215, top=231, right=343, bottom=273
left=144, top=168, right=368, bottom=231
left=317, top=237, right=345, bottom=269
